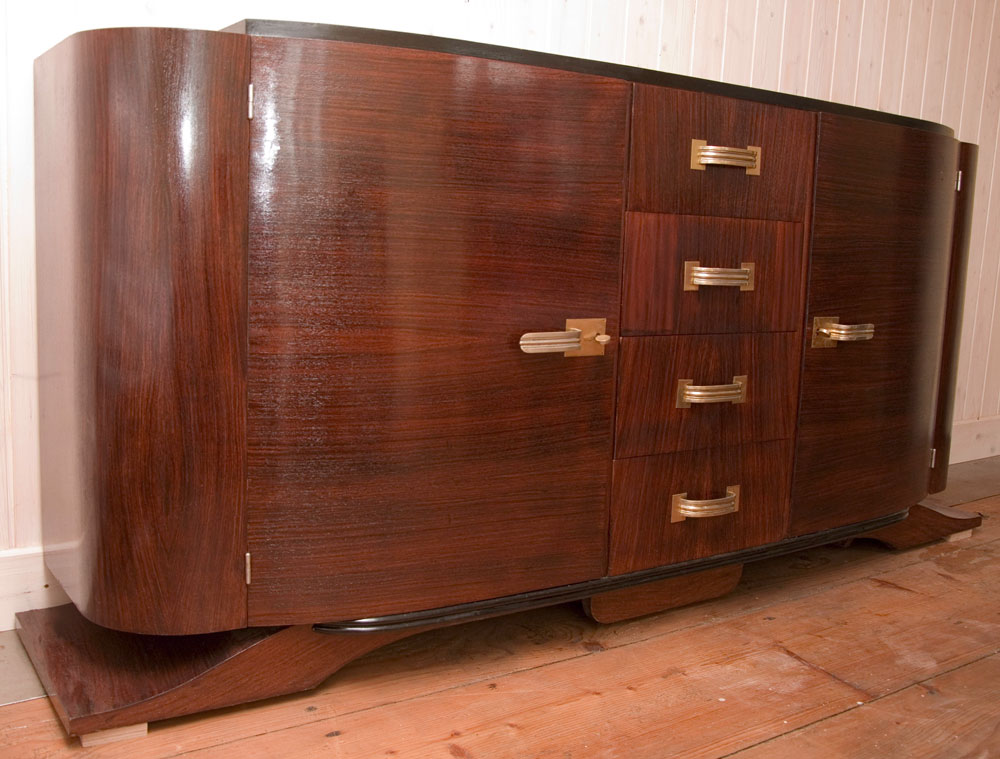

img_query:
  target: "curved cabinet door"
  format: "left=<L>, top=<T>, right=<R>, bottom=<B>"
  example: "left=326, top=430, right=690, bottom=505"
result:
left=790, top=114, right=959, bottom=536
left=246, top=37, right=629, bottom=624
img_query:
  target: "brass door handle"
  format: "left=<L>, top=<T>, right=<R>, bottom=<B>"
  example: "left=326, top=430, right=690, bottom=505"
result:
left=676, top=375, right=747, bottom=408
left=690, top=139, right=761, bottom=175
left=811, top=316, right=876, bottom=348
left=519, top=318, right=610, bottom=357
left=684, top=261, right=755, bottom=291
left=671, top=485, right=741, bottom=523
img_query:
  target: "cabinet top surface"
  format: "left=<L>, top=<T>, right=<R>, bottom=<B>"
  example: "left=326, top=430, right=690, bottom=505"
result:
left=219, top=18, right=952, bottom=137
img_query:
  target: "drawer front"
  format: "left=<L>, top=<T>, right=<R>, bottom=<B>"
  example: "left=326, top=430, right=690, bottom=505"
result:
left=616, top=333, right=800, bottom=458
left=629, top=85, right=814, bottom=220
left=622, top=213, right=805, bottom=335
left=609, top=441, right=792, bottom=573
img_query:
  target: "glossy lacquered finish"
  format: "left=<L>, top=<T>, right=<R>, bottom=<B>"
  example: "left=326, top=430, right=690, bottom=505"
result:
left=790, top=113, right=958, bottom=536
left=246, top=36, right=629, bottom=624
left=629, top=86, right=815, bottom=220
left=34, top=28, right=250, bottom=634
left=615, top=333, right=800, bottom=458
left=609, top=441, right=792, bottom=573
left=622, top=213, right=805, bottom=335
left=929, top=142, right=978, bottom=494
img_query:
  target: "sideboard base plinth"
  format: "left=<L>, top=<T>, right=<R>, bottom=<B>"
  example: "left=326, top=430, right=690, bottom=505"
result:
left=861, top=503, right=983, bottom=550
left=14, top=604, right=416, bottom=740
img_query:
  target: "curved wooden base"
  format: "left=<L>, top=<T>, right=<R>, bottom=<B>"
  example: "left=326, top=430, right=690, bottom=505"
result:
left=15, top=604, right=417, bottom=739
left=584, top=565, right=744, bottom=624
left=861, top=502, right=983, bottom=550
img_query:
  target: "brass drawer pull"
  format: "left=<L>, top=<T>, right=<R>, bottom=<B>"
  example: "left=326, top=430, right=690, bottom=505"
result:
left=671, top=485, right=741, bottom=523
left=676, top=375, right=747, bottom=408
left=811, top=316, right=876, bottom=348
left=690, top=139, right=761, bottom=175
left=684, top=261, right=755, bottom=291
left=520, top=318, right=610, bottom=357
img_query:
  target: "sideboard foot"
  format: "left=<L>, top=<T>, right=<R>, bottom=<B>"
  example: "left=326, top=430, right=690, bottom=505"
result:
left=860, top=502, right=983, bottom=550
left=583, top=564, right=744, bottom=623
left=15, top=604, right=417, bottom=739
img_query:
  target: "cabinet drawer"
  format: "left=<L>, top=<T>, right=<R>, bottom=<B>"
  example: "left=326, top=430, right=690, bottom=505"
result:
left=623, top=213, right=805, bottom=335
left=609, top=441, right=791, bottom=573
left=629, top=86, right=814, bottom=220
left=616, top=333, right=800, bottom=458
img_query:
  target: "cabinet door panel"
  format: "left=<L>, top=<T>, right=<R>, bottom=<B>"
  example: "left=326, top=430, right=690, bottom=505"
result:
left=790, top=114, right=958, bottom=535
left=246, top=37, right=629, bottom=624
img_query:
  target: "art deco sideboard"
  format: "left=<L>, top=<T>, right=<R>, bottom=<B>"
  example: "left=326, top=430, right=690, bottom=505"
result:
left=17, top=19, right=982, bottom=742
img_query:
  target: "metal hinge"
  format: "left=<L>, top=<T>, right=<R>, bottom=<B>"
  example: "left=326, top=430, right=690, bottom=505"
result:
left=248, top=83, right=254, bottom=120
left=930, top=448, right=938, bottom=468
left=957, top=170, right=963, bottom=192
left=245, top=552, right=252, bottom=584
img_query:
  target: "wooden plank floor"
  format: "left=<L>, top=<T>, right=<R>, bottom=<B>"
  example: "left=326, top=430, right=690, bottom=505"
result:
left=2, top=463, right=998, bottom=757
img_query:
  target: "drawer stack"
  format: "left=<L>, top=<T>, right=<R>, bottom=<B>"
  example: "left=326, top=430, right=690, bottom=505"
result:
left=610, top=86, right=815, bottom=574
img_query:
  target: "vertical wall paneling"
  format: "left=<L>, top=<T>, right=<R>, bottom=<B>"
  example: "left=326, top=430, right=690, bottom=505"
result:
left=658, top=1, right=695, bottom=74
left=879, top=0, right=911, bottom=113
left=780, top=0, right=814, bottom=96
left=901, top=0, right=935, bottom=115
left=626, top=0, right=665, bottom=70
left=549, top=0, right=590, bottom=58
left=752, top=0, right=785, bottom=91
left=586, top=0, right=627, bottom=62
left=940, top=0, right=974, bottom=129
left=691, top=0, right=727, bottom=81
left=721, top=0, right=756, bottom=85
left=961, top=0, right=1000, bottom=421
left=806, top=0, right=840, bottom=100
left=0, top=0, right=11, bottom=551
left=953, top=0, right=996, bottom=417
left=854, top=0, right=890, bottom=110
left=830, top=0, right=864, bottom=103
left=921, top=0, right=957, bottom=122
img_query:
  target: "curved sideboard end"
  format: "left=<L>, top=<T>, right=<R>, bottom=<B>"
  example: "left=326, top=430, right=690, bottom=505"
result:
left=35, top=27, right=251, bottom=635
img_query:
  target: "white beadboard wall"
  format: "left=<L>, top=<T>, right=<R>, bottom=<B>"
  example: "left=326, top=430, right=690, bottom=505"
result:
left=1, top=0, right=999, bottom=627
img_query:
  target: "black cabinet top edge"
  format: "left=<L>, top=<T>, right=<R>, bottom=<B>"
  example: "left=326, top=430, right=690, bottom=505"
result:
left=228, top=18, right=953, bottom=138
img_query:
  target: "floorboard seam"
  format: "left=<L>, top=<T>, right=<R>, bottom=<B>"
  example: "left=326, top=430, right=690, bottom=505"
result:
left=716, top=649, right=1000, bottom=758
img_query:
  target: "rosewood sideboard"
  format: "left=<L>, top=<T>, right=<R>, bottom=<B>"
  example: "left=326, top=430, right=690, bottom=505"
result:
left=17, top=19, right=982, bottom=742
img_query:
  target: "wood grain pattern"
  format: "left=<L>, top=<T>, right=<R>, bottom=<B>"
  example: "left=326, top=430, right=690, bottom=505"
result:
left=790, top=114, right=958, bottom=536
left=628, top=85, right=815, bottom=220
left=622, top=213, right=805, bottom=335
left=4, top=489, right=998, bottom=757
left=615, top=333, right=800, bottom=458
left=15, top=605, right=414, bottom=736
left=33, top=28, right=249, bottom=634
left=584, top=564, right=743, bottom=623
left=609, top=441, right=792, bottom=573
left=930, top=142, right=978, bottom=493
left=731, top=655, right=1000, bottom=759
left=246, top=35, right=629, bottom=625
left=860, top=503, right=983, bottom=550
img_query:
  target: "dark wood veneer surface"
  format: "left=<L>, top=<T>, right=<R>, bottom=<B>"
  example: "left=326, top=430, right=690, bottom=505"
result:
left=622, top=213, right=805, bottom=335
left=34, top=28, right=249, bottom=634
left=790, top=113, right=958, bottom=535
left=615, top=333, right=800, bottom=458
left=629, top=87, right=815, bottom=220
left=246, top=36, right=629, bottom=624
left=226, top=19, right=953, bottom=137
left=609, top=441, right=792, bottom=573
left=929, top=142, right=978, bottom=494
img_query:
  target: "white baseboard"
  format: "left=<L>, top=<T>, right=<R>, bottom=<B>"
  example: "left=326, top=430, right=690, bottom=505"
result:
left=950, top=416, right=1000, bottom=464
left=0, top=546, right=69, bottom=632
